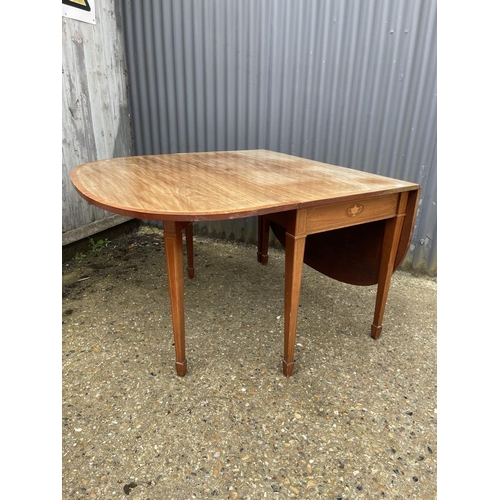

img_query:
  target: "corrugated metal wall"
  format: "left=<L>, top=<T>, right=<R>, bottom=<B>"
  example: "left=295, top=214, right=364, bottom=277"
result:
left=119, top=0, right=437, bottom=274
left=62, top=0, right=133, bottom=244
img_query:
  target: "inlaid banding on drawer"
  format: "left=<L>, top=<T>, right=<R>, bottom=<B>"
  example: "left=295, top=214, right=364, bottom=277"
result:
left=304, top=193, right=400, bottom=234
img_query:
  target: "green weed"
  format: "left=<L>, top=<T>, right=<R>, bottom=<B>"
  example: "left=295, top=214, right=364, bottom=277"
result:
left=89, top=237, right=110, bottom=254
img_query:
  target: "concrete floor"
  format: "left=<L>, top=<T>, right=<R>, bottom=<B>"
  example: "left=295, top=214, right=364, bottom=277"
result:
left=62, top=225, right=437, bottom=499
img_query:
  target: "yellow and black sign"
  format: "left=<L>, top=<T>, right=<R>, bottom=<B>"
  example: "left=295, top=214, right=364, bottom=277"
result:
left=63, top=0, right=91, bottom=12
left=62, top=0, right=95, bottom=25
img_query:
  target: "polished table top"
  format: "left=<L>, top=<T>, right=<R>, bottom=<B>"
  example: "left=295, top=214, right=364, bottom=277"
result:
left=71, top=149, right=418, bottom=221
left=71, top=149, right=420, bottom=377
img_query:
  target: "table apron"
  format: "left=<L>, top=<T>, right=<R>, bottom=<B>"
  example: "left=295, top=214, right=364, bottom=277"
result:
left=300, top=193, right=401, bottom=236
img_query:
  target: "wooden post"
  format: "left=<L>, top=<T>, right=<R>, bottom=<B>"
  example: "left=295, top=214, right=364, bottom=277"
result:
left=282, top=210, right=307, bottom=376
left=371, top=192, right=409, bottom=339
left=257, top=215, right=270, bottom=265
left=163, top=221, right=188, bottom=376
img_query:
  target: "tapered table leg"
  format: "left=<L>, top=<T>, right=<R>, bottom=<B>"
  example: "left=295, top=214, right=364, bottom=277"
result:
left=163, top=221, right=187, bottom=376
left=282, top=231, right=306, bottom=377
left=371, top=193, right=408, bottom=339
left=257, top=215, right=270, bottom=265
left=185, top=222, right=195, bottom=279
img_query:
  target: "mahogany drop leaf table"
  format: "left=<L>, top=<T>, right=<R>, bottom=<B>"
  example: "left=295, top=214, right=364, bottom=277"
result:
left=71, top=150, right=420, bottom=377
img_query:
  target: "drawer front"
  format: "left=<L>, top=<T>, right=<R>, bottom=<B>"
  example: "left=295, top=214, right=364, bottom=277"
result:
left=304, top=193, right=400, bottom=235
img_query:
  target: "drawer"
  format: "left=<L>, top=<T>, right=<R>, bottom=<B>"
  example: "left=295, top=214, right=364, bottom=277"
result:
left=303, top=193, right=400, bottom=235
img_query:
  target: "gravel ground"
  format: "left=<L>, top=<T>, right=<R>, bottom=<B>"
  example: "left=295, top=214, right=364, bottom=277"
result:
left=62, top=225, right=437, bottom=499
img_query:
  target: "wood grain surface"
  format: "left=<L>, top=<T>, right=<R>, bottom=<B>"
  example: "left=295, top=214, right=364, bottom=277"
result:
left=70, top=150, right=419, bottom=221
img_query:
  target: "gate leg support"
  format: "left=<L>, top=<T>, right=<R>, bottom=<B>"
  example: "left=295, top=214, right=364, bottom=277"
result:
left=371, top=193, right=408, bottom=339
left=257, top=215, right=270, bottom=265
